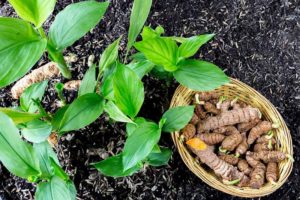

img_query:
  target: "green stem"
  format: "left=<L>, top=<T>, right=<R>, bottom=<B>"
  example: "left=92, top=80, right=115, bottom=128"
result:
left=32, top=99, right=52, bottom=122
left=55, top=83, right=66, bottom=106
left=38, top=27, right=47, bottom=38
left=46, top=44, right=72, bottom=79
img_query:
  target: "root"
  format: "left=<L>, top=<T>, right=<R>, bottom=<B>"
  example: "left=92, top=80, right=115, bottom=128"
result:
left=64, top=80, right=81, bottom=91
left=11, top=62, right=60, bottom=99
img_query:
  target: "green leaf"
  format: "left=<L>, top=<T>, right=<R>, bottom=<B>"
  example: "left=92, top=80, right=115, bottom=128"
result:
left=146, top=147, right=172, bottom=167
left=35, top=176, right=76, bottom=200
left=151, top=144, right=161, bottom=153
left=104, top=101, right=134, bottom=124
left=0, top=112, right=40, bottom=179
left=126, top=0, right=152, bottom=54
left=126, top=117, right=147, bottom=137
left=47, top=44, right=71, bottom=79
left=134, top=37, right=179, bottom=72
left=113, top=64, right=144, bottom=119
left=33, top=141, right=58, bottom=178
left=78, top=64, right=97, bottom=96
left=8, top=0, right=56, bottom=27
left=22, top=120, right=52, bottom=143
left=101, top=75, right=114, bottom=100
left=173, top=59, right=229, bottom=91
left=150, top=65, right=173, bottom=82
left=178, top=34, right=215, bottom=58
left=0, top=18, right=47, bottom=88
left=49, top=1, right=109, bottom=51
left=20, top=80, right=48, bottom=113
left=93, top=154, right=142, bottom=178
left=141, top=26, right=164, bottom=40
left=51, top=106, right=69, bottom=131
left=58, top=93, right=105, bottom=132
left=122, top=121, right=161, bottom=170
left=126, top=60, right=154, bottom=79
left=49, top=158, right=70, bottom=182
left=0, top=107, right=42, bottom=124
left=162, top=106, right=194, bottom=132
left=99, top=37, right=121, bottom=72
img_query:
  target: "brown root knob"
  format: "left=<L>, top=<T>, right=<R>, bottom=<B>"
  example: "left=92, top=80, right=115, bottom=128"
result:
left=253, top=143, right=272, bottom=152
left=181, top=124, right=196, bottom=140
left=64, top=80, right=81, bottom=91
left=221, top=133, right=243, bottom=151
left=219, top=154, right=239, bottom=165
left=195, top=105, right=206, bottom=120
left=247, top=121, right=273, bottom=145
left=198, top=107, right=261, bottom=132
left=249, top=163, right=266, bottom=189
left=11, top=62, right=60, bottom=99
left=246, top=151, right=262, bottom=168
left=198, top=133, right=225, bottom=145
left=266, top=162, right=278, bottom=183
left=190, top=114, right=199, bottom=125
left=203, top=102, right=219, bottom=114
left=237, top=118, right=261, bottom=132
left=235, top=132, right=248, bottom=156
left=256, top=151, right=287, bottom=163
left=238, top=159, right=252, bottom=175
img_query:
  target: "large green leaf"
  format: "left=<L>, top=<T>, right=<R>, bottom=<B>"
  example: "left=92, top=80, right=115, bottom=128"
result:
left=78, top=64, right=97, bottom=96
left=49, top=1, right=109, bottom=51
left=20, top=80, right=48, bottom=113
left=93, top=154, right=142, bottom=178
left=21, top=120, right=52, bottom=143
left=51, top=106, right=69, bottom=131
left=178, top=34, right=215, bottom=58
left=173, top=59, right=229, bottom=91
left=146, top=147, right=172, bottom=167
left=113, top=64, right=144, bottom=119
left=126, top=0, right=152, bottom=54
left=161, top=106, right=194, bottom=133
left=57, top=93, right=105, bottom=132
left=122, top=121, right=161, bottom=170
left=0, top=18, right=47, bottom=88
left=141, top=26, right=164, bottom=40
left=134, top=37, right=179, bottom=72
left=125, top=117, right=147, bottom=137
left=8, top=0, right=56, bottom=27
left=33, top=141, right=59, bottom=179
left=104, top=101, right=134, bottom=124
left=0, top=112, right=40, bottom=179
left=35, top=176, right=76, bottom=200
left=126, top=60, right=154, bottom=79
left=101, top=75, right=114, bottom=100
left=99, top=37, right=121, bottom=72
left=0, top=107, right=42, bottom=124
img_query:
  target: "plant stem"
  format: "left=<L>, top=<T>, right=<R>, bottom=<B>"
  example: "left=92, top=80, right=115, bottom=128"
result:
left=38, top=27, right=47, bottom=38
left=32, top=99, right=52, bottom=122
left=55, top=83, right=66, bottom=106
left=46, top=44, right=72, bottom=79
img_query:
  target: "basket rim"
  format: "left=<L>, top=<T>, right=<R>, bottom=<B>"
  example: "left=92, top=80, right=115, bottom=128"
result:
left=170, top=78, right=294, bottom=198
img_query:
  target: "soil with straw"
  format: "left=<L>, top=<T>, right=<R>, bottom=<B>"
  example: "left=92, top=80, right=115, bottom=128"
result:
left=0, top=0, right=299, bottom=199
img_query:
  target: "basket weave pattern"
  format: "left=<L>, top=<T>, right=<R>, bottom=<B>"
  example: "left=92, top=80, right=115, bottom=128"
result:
left=170, top=78, right=293, bottom=198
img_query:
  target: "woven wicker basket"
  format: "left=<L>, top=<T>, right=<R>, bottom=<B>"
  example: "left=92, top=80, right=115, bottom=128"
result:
left=170, top=78, right=293, bottom=198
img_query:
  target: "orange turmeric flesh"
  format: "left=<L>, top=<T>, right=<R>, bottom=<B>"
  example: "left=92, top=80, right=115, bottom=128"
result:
left=186, top=138, right=248, bottom=183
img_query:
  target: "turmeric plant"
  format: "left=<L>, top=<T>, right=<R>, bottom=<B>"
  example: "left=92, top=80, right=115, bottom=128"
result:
left=0, top=0, right=109, bottom=88
left=0, top=0, right=231, bottom=197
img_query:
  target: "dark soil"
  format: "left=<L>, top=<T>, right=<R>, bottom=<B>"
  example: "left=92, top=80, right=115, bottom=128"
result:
left=1, top=0, right=300, bottom=199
